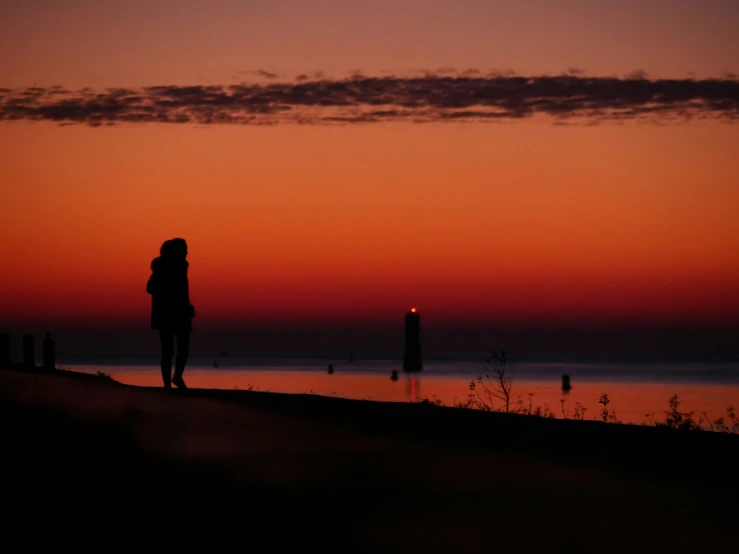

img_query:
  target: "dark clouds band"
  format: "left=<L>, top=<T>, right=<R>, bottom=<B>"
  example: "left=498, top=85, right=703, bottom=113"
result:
left=1, top=72, right=737, bottom=126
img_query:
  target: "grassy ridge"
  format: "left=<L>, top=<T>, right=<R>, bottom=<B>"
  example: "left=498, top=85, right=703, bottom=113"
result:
left=1, top=365, right=737, bottom=551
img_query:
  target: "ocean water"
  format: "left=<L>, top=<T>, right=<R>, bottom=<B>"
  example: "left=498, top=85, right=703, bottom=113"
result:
left=60, top=357, right=739, bottom=428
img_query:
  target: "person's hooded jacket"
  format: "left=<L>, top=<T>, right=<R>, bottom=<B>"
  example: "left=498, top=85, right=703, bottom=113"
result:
left=146, top=255, right=195, bottom=332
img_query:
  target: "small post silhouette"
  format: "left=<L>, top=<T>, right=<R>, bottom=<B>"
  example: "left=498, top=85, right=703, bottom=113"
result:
left=0, top=334, right=9, bottom=368
left=23, top=334, right=35, bottom=368
left=562, top=374, right=572, bottom=392
left=43, top=332, right=55, bottom=370
left=327, top=364, right=334, bottom=375
left=403, top=308, right=422, bottom=373
left=391, top=369, right=398, bottom=381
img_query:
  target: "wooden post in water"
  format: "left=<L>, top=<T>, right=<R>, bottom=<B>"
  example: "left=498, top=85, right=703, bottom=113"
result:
left=0, top=334, right=9, bottom=368
left=561, top=374, right=572, bottom=392
left=43, top=332, right=55, bottom=370
left=23, top=334, right=35, bottom=368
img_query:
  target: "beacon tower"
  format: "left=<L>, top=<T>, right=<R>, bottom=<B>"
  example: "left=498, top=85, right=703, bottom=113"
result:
left=403, top=308, right=422, bottom=373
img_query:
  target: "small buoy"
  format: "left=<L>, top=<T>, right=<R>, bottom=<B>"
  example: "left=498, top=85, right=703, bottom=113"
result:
left=391, top=370, right=398, bottom=381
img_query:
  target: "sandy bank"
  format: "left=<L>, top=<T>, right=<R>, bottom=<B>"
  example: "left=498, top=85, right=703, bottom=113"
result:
left=1, top=365, right=737, bottom=551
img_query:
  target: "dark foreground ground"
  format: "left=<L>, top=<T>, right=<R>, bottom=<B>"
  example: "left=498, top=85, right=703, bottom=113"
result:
left=1, top=365, right=737, bottom=551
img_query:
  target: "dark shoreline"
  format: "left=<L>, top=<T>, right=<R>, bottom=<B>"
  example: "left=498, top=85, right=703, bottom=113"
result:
left=5, top=363, right=739, bottom=474
left=1, top=364, right=737, bottom=550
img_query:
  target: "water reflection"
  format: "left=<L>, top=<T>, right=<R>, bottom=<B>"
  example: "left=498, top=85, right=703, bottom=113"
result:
left=66, top=364, right=739, bottom=427
left=405, top=374, right=420, bottom=403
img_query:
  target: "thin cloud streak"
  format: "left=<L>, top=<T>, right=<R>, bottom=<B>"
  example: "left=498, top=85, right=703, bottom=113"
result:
left=1, top=72, right=738, bottom=127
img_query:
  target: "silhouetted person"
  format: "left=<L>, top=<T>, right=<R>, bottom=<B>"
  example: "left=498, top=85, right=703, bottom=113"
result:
left=43, top=332, right=55, bottom=370
left=147, top=238, right=195, bottom=389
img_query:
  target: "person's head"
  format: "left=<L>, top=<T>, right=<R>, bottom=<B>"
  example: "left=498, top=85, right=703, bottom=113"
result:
left=160, top=238, right=188, bottom=260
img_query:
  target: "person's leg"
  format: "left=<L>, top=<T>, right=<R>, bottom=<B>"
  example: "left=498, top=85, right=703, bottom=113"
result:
left=159, top=330, right=174, bottom=388
left=172, top=331, right=190, bottom=388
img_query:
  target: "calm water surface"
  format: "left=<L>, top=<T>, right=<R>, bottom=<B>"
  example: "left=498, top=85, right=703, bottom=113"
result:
left=62, top=358, right=739, bottom=427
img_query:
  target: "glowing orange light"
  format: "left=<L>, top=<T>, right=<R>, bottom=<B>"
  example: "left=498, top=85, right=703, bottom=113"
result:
left=411, top=307, right=417, bottom=313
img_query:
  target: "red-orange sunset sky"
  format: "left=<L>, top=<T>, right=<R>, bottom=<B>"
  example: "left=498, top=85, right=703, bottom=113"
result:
left=1, top=1, right=738, bottom=357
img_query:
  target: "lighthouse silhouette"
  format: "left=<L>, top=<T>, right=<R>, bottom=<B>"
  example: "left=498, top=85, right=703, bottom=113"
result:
left=403, top=307, right=422, bottom=373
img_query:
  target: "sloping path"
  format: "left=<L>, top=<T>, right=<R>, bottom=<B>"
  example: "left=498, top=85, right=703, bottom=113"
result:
left=1, top=367, right=736, bottom=552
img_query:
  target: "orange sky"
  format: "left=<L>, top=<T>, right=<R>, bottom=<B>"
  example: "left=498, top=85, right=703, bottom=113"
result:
left=1, top=1, right=738, bottom=327
left=2, top=119, right=737, bottom=325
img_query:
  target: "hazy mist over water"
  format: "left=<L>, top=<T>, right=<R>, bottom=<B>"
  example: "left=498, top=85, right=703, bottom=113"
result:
left=6, top=320, right=739, bottom=363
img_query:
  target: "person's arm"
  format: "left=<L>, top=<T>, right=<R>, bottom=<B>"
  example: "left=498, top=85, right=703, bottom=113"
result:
left=147, top=259, right=162, bottom=295
left=184, top=274, right=195, bottom=318
left=146, top=272, right=158, bottom=295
